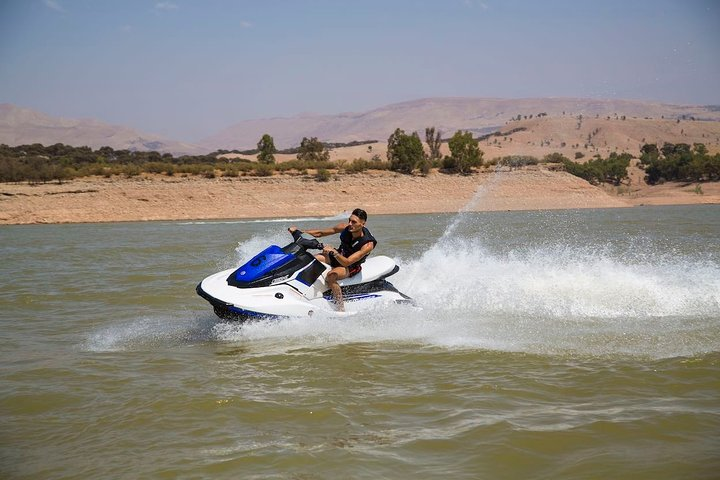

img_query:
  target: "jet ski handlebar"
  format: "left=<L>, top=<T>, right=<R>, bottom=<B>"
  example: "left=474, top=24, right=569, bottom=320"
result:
left=289, top=229, right=324, bottom=251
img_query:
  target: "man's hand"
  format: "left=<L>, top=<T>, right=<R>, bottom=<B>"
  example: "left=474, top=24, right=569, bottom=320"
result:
left=288, top=226, right=298, bottom=234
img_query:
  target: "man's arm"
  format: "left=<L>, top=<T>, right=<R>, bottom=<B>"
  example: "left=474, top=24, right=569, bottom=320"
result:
left=290, top=222, right=346, bottom=238
left=329, top=242, right=374, bottom=267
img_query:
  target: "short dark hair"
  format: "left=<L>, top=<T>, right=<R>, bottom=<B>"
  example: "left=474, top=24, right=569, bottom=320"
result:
left=352, top=208, right=367, bottom=222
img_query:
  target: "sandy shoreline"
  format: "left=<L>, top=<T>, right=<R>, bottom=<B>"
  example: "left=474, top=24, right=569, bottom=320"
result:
left=1, top=168, right=718, bottom=225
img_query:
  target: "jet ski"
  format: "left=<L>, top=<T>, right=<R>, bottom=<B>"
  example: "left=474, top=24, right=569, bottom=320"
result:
left=197, top=230, right=413, bottom=321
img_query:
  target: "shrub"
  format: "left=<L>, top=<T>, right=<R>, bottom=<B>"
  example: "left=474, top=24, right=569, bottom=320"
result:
left=222, top=166, right=240, bottom=177
left=176, top=163, right=216, bottom=176
left=277, top=159, right=333, bottom=172
left=315, top=168, right=331, bottom=182
left=145, top=161, right=174, bottom=174
left=345, top=158, right=368, bottom=173
left=543, top=152, right=569, bottom=164
left=253, top=163, right=274, bottom=177
left=123, top=164, right=141, bottom=177
left=368, top=155, right=388, bottom=170
left=497, top=155, right=539, bottom=169
left=417, top=156, right=431, bottom=175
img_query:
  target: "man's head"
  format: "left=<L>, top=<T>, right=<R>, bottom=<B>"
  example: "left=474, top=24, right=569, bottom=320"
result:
left=352, top=208, right=367, bottom=222
left=348, top=208, right=367, bottom=233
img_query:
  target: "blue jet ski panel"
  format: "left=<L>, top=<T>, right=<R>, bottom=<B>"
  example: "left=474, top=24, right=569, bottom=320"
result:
left=226, top=244, right=316, bottom=289
left=233, top=245, right=293, bottom=283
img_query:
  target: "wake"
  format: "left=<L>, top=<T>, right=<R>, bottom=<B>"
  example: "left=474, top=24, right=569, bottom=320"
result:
left=91, top=173, right=720, bottom=358
left=206, top=223, right=720, bottom=359
left=398, top=236, right=720, bottom=320
left=211, top=171, right=719, bottom=358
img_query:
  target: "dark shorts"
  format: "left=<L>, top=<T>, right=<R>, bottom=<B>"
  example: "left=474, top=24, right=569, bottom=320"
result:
left=348, top=264, right=362, bottom=277
left=330, top=257, right=362, bottom=277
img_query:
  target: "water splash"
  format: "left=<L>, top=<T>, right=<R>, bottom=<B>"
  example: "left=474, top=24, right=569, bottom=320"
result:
left=397, top=237, right=720, bottom=320
left=135, top=181, right=720, bottom=359
left=206, top=229, right=720, bottom=358
left=207, top=199, right=719, bottom=357
left=382, top=172, right=714, bottom=356
left=439, top=169, right=506, bottom=242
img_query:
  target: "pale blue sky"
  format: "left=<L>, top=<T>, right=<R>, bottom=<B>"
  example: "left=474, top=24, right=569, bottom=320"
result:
left=1, top=0, right=718, bottom=141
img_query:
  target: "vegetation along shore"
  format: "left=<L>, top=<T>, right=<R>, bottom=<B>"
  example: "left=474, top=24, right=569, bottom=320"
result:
left=1, top=115, right=719, bottom=225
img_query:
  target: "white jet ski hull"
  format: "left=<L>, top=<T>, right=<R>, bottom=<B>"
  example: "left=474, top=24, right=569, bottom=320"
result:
left=197, top=248, right=412, bottom=321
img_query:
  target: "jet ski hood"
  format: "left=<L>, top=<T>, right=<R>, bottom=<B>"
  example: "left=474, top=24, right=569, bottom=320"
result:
left=230, top=245, right=296, bottom=285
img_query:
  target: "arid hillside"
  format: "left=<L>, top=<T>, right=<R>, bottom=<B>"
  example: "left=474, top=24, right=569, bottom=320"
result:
left=220, top=115, right=720, bottom=164
left=201, top=97, right=720, bottom=150
left=484, top=115, right=720, bottom=159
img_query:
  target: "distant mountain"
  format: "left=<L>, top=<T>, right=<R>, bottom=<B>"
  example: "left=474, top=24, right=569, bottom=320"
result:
left=0, top=104, right=207, bottom=156
left=198, top=97, right=720, bottom=150
left=4, top=98, right=720, bottom=155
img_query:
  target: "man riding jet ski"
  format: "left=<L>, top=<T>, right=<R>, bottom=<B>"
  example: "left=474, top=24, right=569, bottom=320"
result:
left=196, top=209, right=412, bottom=321
left=290, top=208, right=375, bottom=311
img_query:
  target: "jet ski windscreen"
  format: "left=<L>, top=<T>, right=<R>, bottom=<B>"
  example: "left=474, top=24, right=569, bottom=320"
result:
left=232, top=245, right=294, bottom=283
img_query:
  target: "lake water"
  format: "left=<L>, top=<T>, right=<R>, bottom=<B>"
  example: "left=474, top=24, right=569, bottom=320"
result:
left=1, top=205, right=719, bottom=479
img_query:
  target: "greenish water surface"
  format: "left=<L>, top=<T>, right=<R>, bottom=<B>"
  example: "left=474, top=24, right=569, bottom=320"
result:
left=1, top=205, right=719, bottom=479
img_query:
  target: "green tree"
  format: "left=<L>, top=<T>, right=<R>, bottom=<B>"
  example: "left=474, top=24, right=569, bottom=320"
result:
left=661, top=142, right=691, bottom=158
left=386, top=128, right=403, bottom=164
left=563, top=153, right=629, bottom=185
left=257, top=134, right=277, bottom=164
left=604, top=152, right=631, bottom=185
left=707, top=154, right=720, bottom=180
left=425, top=127, right=442, bottom=163
left=639, top=143, right=660, bottom=166
left=445, top=130, right=483, bottom=174
left=646, top=142, right=694, bottom=183
left=387, top=128, right=424, bottom=174
left=297, top=137, right=330, bottom=163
